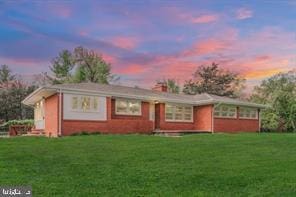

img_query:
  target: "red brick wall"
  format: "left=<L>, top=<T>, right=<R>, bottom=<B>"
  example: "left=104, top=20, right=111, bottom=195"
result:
left=156, top=103, right=196, bottom=130
left=111, top=99, right=150, bottom=120
left=44, top=94, right=59, bottom=137
left=214, top=118, right=259, bottom=133
left=213, top=108, right=259, bottom=133
left=61, top=97, right=154, bottom=136
left=194, top=105, right=213, bottom=131
left=43, top=93, right=260, bottom=135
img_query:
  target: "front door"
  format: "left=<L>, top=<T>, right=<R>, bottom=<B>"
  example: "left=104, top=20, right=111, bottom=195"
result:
left=34, top=100, right=45, bottom=130
left=154, top=103, right=160, bottom=129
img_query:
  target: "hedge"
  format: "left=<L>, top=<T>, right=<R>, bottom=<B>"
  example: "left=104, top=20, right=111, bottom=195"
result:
left=1, top=119, right=34, bottom=127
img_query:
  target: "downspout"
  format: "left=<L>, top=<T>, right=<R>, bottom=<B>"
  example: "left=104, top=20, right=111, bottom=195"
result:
left=58, top=89, right=62, bottom=136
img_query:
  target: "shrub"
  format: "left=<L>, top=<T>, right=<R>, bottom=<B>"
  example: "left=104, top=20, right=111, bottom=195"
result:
left=70, top=131, right=101, bottom=136
left=1, top=119, right=34, bottom=127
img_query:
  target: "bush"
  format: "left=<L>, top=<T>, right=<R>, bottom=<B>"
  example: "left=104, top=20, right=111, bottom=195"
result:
left=1, top=119, right=34, bottom=127
left=70, top=131, right=101, bottom=136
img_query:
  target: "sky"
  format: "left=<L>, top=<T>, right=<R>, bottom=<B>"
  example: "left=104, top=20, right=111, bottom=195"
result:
left=0, top=0, right=295, bottom=91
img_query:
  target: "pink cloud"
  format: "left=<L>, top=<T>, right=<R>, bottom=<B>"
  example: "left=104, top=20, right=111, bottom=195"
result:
left=191, top=14, right=219, bottom=24
left=186, top=39, right=229, bottom=56
left=236, top=8, right=253, bottom=20
left=108, top=36, right=138, bottom=50
left=78, top=31, right=88, bottom=37
left=157, top=28, right=292, bottom=84
left=101, top=53, right=117, bottom=64
left=0, top=57, right=48, bottom=74
left=115, top=64, right=147, bottom=75
left=254, top=55, right=271, bottom=62
left=164, top=7, right=219, bottom=25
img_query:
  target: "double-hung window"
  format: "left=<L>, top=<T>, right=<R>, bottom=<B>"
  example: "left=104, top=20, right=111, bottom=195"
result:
left=214, top=105, right=237, bottom=118
left=165, top=104, right=193, bottom=122
left=115, top=99, right=141, bottom=115
left=239, top=107, right=258, bottom=119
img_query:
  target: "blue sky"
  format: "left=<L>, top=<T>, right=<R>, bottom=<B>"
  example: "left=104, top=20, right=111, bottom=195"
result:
left=0, top=0, right=295, bottom=90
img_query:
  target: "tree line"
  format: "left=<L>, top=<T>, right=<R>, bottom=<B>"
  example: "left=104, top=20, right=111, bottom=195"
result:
left=0, top=46, right=295, bottom=132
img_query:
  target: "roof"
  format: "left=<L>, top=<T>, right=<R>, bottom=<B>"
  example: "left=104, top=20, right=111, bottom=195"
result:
left=22, top=82, right=267, bottom=108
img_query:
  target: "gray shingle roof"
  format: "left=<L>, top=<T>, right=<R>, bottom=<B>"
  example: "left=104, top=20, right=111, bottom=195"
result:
left=48, top=83, right=266, bottom=108
left=23, top=82, right=267, bottom=108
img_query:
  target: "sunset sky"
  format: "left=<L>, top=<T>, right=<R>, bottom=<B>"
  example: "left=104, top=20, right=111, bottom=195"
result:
left=0, top=1, right=295, bottom=91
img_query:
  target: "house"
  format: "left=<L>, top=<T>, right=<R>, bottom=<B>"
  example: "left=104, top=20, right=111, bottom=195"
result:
left=22, top=82, right=266, bottom=137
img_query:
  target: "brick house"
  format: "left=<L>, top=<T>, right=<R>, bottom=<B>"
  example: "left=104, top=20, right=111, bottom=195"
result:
left=22, top=82, right=266, bottom=137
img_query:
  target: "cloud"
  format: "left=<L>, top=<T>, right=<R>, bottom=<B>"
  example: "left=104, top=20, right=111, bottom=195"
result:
left=243, top=68, right=289, bottom=79
left=236, top=8, right=253, bottom=20
left=0, top=56, right=48, bottom=74
left=191, top=14, right=219, bottom=24
left=184, top=39, right=229, bottom=56
left=108, top=36, right=138, bottom=50
left=112, top=26, right=295, bottom=89
left=164, top=6, right=219, bottom=25
left=115, top=64, right=148, bottom=75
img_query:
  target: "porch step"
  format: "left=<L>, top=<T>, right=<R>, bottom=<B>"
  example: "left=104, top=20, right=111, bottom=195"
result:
left=27, top=129, right=45, bottom=136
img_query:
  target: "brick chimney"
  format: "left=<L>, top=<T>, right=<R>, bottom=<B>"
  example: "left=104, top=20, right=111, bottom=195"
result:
left=152, top=82, right=168, bottom=92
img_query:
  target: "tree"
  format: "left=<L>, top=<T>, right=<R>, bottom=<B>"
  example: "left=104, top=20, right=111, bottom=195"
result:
left=157, top=78, right=180, bottom=93
left=48, top=47, right=118, bottom=84
left=251, top=70, right=296, bottom=132
left=0, top=65, right=16, bottom=87
left=0, top=65, right=36, bottom=121
left=49, top=50, right=75, bottom=84
left=73, top=46, right=118, bottom=84
left=183, top=63, right=245, bottom=98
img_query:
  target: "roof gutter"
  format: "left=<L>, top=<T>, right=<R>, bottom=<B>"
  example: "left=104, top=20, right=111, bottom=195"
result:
left=22, top=87, right=45, bottom=106
left=23, top=86, right=268, bottom=109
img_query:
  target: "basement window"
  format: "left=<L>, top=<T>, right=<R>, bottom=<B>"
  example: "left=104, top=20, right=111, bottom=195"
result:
left=214, top=105, right=237, bottom=118
left=115, top=99, right=141, bottom=115
left=239, top=107, right=258, bottom=119
left=165, top=104, right=193, bottom=122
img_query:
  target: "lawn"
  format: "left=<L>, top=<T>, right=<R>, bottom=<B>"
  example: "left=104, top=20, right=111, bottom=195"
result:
left=1, top=134, right=296, bottom=196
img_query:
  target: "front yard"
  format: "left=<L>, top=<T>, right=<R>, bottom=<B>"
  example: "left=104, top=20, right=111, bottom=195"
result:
left=1, top=133, right=296, bottom=196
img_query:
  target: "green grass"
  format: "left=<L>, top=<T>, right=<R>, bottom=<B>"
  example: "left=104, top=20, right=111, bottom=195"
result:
left=1, top=134, right=296, bottom=196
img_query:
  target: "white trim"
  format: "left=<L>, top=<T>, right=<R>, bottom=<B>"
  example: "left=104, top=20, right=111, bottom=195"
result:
left=165, top=119, right=193, bottom=123
left=115, top=98, right=142, bottom=116
left=63, top=93, right=107, bottom=121
left=238, top=107, right=258, bottom=120
left=70, top=95, right=100, bottom=113
left=214, top=105, right=237, bottom=119
left=165, top=103, right=194, bottom=123
left=214, top=116, right=237, bottom=119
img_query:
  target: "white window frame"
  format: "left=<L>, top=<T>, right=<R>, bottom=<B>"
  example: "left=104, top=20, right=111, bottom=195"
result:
left=239, top=107, right=258, bottom=119
left=71, top=96, right=100, bottom=113
left=214, top=105, right=237, bottom=119
left=165, top=103, right=193, bottom=122
left=115, top=99, right=142, bottom=116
